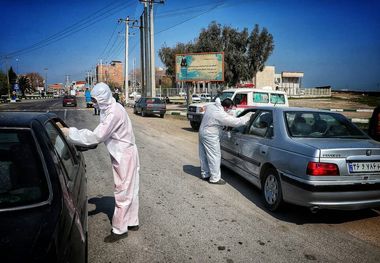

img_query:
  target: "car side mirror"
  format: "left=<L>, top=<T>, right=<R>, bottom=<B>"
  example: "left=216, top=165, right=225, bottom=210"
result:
left=75, top=144, right=98, bottom=152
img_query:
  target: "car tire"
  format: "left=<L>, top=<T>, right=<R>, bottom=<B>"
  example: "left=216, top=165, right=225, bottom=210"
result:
left=261, top=167, right=283, bottom=211
left=133, top=107, right=137, bottom=114
left=141, top=109, right=146, bottom=117
left=190, top=121, right=200, bottom=131
left=160, top=113, right=165, bottom=118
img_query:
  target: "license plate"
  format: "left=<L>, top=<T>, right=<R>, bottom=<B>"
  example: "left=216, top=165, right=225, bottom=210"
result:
left=348, top=162, right=380, bottom=173
left=67, top=102, right=72, bottom=104
left=188, top=115, right=193, bottom=119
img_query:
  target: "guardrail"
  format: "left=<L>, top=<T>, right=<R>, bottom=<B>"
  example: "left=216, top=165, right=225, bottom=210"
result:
left=0, top=95, right=55, bottom=103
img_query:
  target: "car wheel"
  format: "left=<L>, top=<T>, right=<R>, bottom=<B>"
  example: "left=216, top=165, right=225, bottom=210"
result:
left=160, top=113, right=165, bottom=118
left=133, top=107, right=137, bottom=114
left=141, top=109, right=146, bottom=117
left=190, top=121, right=200, bottom=131
left=262, top=167, right=283, bottom=211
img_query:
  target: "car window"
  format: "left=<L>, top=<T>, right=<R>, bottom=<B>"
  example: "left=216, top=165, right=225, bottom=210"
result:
left=247, top=111, right=273, bottom=137
left=44, top=122, right=77, bottom=181
left=234, top=93, right=248, bottom=106
left=285, top=111, right=368, bottom=138
left=146, top=98, right=162, bottom=104
left=218, top=92, right=234, bottom=101
left=0, top=129, right=49, bottom=209
left=253, top=92, right=269, bottom=103
left=270, top=93, right=286, bottom=104
left=231, top=111, right=257, bottom=133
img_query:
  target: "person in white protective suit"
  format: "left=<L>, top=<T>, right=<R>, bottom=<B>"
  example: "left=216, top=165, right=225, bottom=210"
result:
left=199, top=98, right=250, bottom=184
left=61, top=82, right=140, bottom=243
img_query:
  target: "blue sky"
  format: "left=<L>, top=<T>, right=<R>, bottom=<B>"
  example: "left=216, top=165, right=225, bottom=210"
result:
left=0, top=0, right=379, bottom=91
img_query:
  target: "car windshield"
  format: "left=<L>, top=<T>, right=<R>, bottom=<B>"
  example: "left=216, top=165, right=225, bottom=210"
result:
left=0, top=129, right=49, bottom=209
left=285, top=111, right=368, bottom=138
left=217, top=92, right=234, bottom=101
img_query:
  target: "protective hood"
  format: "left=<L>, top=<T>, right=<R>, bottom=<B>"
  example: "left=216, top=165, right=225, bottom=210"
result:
left=91, top=82, right=116, bottom=111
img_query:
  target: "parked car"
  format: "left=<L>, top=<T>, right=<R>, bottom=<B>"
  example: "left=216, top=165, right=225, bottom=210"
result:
left=0, top=112, right=94, bottom=262
left=220, top=106, right=380, bottom=212
left=133, top=97, right=166, bottom=118
left=200, top=93, right=212, bottom=102
left=62, top=95, right=77, bottom=107
left=187, top=88, right=289, bottom=131
left=191, top=94, right=201, bottom=103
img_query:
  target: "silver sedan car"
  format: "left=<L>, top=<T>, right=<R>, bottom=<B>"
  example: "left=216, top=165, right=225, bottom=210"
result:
left=220, top=106, right=380, bottom=212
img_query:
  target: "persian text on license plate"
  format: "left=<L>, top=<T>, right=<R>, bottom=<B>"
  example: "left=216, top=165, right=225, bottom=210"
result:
left=348, top=162, right=380, bottom=173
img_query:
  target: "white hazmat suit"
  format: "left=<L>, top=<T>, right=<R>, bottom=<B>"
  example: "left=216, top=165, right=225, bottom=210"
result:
left=66, top=82, right=139, bottom=235
left=199, top=98, right=249, bottom=183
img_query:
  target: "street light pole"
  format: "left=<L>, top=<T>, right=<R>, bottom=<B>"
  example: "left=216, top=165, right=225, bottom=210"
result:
left=16, top=58, right=19, bottom=74
left=44, top=68, right=48, bottom=95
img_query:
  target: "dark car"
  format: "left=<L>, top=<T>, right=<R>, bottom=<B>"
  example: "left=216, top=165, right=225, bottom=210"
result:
left=62, top=95, right=77, bottom=107
left=133, top=97, right=166, bottom=118
left=0, top=112, right=92, bottom=262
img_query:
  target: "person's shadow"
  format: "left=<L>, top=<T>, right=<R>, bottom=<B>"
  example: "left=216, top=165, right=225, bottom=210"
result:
left=88, top=196, right=115, bottom=223
left=183, top=164, right=201, bottom=178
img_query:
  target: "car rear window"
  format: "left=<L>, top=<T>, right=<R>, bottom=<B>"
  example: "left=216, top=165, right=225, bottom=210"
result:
left=64, top=95, right=75, bottom=99
left=285, top=111, right=368, bottom=138
left=0, top=129, right=49, bottom=210
left=146, top=98, right=162, bottom=104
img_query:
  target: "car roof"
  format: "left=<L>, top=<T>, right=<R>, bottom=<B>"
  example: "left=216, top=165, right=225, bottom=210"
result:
left=242, top=106, right=332, bottom=113
left=223, top=88, right=287, bottom=94
left=0, top=111, right=57, bottom=128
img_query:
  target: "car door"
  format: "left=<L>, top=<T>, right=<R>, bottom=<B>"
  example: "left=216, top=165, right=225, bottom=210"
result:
left=44, top=120, right=87, bottom=262
left=236, top=110, right=273, bottom=184
left=220, top=125, right=244, bottom=167
left=220, top=110, right=257, bottom=168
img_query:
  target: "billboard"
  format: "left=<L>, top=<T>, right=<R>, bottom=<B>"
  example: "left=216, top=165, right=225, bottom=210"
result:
left=175, top=52, right=224, bottom=82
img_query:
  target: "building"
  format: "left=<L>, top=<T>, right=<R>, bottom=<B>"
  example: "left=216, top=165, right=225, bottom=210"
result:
left=96, top=61, right=123, bottom=88
left=275, top=71, right=304, bottom=95
left=48, top=83, right=64, bottom=94
left=73, top=81, right=86, bottom=92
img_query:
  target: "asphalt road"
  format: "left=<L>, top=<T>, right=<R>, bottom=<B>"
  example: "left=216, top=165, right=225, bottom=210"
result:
left=1, top=98, right=380, bottom=263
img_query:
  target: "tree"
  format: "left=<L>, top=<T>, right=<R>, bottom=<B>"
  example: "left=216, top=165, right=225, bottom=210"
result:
left=158, top=21, right=274, bottom=87
left=8, top=67, right=17, bottom=86
left=158, top=42, right=194, bottom=88
left=25, top=72, right=44, bottom=90
left=0, top=70, right=9, bottom=96
left=18, top=75, right=33, bottom=97
left=247, top=24, right=275, bottom=82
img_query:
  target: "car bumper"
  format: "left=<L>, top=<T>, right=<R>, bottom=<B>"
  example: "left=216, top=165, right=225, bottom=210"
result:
left=146, top=110, right=166, bottom=114
left=281, top=173, right=380, bottom=210
left=187, top=113, right=203, bottom=122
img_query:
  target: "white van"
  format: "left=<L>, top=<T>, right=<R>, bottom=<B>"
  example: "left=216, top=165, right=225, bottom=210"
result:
left=187, top=88, right=288, bottom=130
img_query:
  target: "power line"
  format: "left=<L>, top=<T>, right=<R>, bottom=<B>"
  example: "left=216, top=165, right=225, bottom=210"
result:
left=99, top=22, right=122, bottom=60
left=155, top=1, right=226, bottom=35
left=1, top=0, right=134, bottom=58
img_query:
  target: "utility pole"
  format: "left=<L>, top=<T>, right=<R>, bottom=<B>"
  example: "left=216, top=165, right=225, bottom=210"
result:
left=132, top=57, right=136, bottom=93
left=143, top=2, right=150, bottom=96
left=140, top=0, right=164, bottom=97
left=139, top=14, right=145, bottom=96
left=5, top=57, right=11, bottom=99
left=119, top=17, right=138, bottom=102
